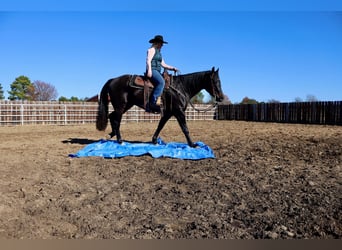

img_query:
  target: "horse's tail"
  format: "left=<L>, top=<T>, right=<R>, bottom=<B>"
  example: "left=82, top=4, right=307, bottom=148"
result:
left=96, top=79, right=111, bottom=131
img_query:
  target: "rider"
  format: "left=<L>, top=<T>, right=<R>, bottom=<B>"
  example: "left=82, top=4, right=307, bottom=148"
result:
left=146, top=35, right=178, bottom=113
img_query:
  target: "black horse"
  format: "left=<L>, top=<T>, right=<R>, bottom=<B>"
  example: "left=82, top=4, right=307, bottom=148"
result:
left=96, top=67, right=224, bottom=147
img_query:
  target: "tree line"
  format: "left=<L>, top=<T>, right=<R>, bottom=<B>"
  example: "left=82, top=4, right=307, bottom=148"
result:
left=0, top=76, right=88, bottom=102
left=238, top=95, right=319, bottom=104
left=0, top=75, right=318, bottom=103
left=0, top=75, right=230, bottom=103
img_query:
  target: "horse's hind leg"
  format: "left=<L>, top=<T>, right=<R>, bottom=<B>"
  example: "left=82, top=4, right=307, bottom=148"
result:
left=107, top=112, right=116, bottom=138
left=108, top=111, right=123, bottom=143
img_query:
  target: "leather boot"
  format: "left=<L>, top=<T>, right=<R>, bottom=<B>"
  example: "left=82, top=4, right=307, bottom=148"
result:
left=146, top=97, right=161, bottom=114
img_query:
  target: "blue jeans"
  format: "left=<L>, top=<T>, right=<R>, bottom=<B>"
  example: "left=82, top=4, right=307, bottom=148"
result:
left=150, top=69, right=165, bottom=102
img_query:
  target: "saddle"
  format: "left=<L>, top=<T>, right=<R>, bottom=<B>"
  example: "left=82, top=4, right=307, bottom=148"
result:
left=130, top=71, right=172, bottom=90
left=129, top=71, right=173, bottom=110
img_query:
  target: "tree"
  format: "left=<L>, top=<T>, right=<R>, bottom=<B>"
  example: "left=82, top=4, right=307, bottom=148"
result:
left=222, top=94, right=232, bottom=104
left=191, top=91, right=205, bottom=104
left=58, top=96, right=86, bottom=102
left=8, top=76, right=33, bottom=100
left=240, top=96, right=258, bottom=104
left=294, top=97, right=303, bottom=102
left=27, top=80, right=58, bottom=101
left=0, top=83, right=4, bottom=100
left=268, top=99, right=280, bottom=103
left=58, top=96, right=69, bottom=102
left=207, top=94, right=231, bottom=104
left=70, top=96, right=81, bottom=102
left=207, top=95, right=216, bottom=104
left=306, top=94, right=318, bottom=102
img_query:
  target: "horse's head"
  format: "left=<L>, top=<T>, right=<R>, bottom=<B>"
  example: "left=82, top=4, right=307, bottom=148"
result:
left=206, top=67, right=224, bottom=102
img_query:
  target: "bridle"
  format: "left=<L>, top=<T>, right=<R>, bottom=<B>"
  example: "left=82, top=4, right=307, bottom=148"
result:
left=171, top=70, right=220, bottom=113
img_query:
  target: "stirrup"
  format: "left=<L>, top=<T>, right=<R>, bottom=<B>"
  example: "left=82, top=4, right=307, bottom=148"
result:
left=146, top=102, right=161, bottom=114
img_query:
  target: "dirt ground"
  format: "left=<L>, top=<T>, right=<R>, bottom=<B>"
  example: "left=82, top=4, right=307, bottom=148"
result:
left=0, top=120, right=341, bottom=239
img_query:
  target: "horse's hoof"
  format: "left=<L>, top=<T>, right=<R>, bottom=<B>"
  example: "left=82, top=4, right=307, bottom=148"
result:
left=190, top=142, right=197, bottom=148
left=152, top=137, right=158, bottom=144
left=106, top=132, right=115, bottom=139
left=118, top=139, right=123, bottom=144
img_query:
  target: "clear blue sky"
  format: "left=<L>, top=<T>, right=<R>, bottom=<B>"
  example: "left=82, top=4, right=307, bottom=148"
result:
left=1, top=1, right=341, bottom=103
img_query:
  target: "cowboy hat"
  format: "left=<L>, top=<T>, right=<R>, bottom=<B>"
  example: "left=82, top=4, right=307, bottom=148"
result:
left=149, top=35, right=168, bottom=44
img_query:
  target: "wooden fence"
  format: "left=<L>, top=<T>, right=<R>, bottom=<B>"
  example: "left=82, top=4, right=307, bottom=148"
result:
left=217, top=101, right=342, bottom=125
left=3, top=101, right=341, bottom=126
left=0, top=101, right=216, bottom=126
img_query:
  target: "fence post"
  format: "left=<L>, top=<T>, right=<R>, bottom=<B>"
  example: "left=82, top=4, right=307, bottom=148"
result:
left=20, top=103, right=24, bottom=125
left=64, top=104, right=67, bottom=125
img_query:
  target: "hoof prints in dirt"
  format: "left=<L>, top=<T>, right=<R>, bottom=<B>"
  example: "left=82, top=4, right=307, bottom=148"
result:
left=0, top=121, right=341, bottom=238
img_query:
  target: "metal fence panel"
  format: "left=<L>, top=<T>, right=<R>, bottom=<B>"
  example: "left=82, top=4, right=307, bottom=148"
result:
left=0, top=101, right=216, bottom=126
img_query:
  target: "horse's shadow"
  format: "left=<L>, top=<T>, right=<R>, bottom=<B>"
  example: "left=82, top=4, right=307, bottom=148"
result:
left=62, top=138, right=154, bottom=145
left=62, top=138, right=98, bottom=145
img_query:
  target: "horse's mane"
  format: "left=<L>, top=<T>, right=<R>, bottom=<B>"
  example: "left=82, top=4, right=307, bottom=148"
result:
left=171, top=70, right=211, bottom=98
left=173, top=70, right=210, bottom=85
left=176, top=70, right=210, bottom=79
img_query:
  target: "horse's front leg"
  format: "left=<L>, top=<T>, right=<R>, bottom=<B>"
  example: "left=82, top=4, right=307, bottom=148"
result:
left=152, top=112, right=172, bottom=144
left=175, top=111, right=197, bottom=147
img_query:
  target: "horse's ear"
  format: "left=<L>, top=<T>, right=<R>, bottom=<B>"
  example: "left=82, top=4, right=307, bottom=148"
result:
left=216, top=68, right=219, bottom=73
left=211, top=67, right=215, bottom=73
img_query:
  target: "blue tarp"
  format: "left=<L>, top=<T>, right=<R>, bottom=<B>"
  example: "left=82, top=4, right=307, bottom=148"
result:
left=69, top=138, right=215, bottom=160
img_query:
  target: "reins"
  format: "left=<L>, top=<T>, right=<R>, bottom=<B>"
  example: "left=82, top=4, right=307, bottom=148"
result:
left=188, top=100, right=218, bottom=112
left=168, top=84, right=218, bottom=113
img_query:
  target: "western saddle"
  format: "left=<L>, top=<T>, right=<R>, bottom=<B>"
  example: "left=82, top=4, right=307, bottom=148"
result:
left=130, top=71, right=172, bottom=110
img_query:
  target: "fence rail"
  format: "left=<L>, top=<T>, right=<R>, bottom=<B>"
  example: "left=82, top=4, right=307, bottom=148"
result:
left=217, top=101, right=342, bottom=125
left=0, top=101, right=216, bottom=126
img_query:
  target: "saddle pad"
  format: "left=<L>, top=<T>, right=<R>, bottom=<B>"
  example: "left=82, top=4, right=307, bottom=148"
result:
left=69, top=138, right=215, bottom=160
